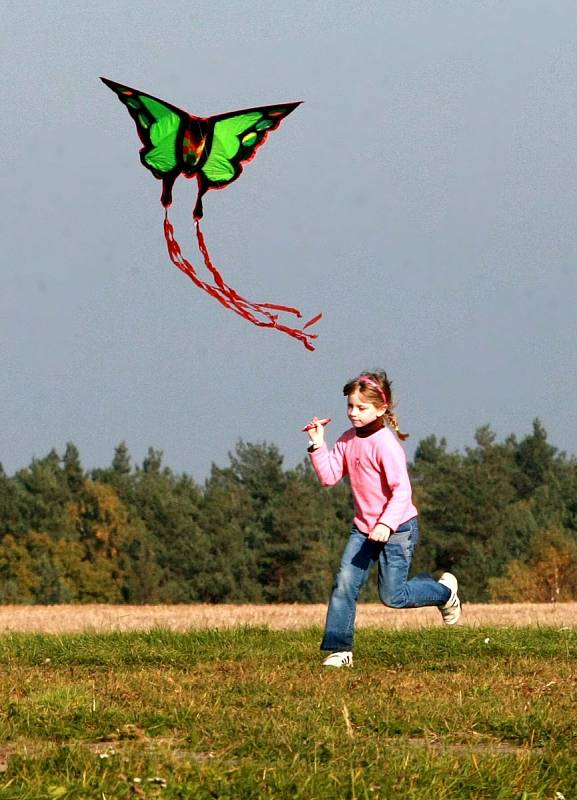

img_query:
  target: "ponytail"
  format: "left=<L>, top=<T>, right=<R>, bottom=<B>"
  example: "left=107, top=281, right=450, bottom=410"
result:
left=384, top=408, right=409, bottom=441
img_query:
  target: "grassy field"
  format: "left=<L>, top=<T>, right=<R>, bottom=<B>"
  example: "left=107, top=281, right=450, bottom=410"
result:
left=0, top=622, right=576, bottom=799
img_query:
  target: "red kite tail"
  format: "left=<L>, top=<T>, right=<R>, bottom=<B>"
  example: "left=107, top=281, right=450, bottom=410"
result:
left=162, top=212, right=321, bottom=351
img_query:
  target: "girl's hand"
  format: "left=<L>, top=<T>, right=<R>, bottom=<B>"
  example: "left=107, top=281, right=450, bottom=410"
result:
left=368, top=523, right=391, bottom=543
left=306, top=417, right=325, bottom=450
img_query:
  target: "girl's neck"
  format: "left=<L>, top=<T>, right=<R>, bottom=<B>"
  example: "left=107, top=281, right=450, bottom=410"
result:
left=355, top=416, right=385, bottom=438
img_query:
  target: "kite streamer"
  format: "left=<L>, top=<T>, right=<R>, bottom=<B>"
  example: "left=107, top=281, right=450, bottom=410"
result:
left=163, top=214, right=321, bottom=351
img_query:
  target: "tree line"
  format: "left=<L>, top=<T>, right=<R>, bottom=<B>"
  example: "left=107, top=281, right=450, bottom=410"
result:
left=1, top=419, right=576, bottom=605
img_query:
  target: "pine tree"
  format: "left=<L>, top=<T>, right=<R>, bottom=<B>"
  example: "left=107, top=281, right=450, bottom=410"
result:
left=62, top=442, right=84, bottom=494
left=514, top=419, right=557, bottom=498
left=112, top=442, right=132, bottom=476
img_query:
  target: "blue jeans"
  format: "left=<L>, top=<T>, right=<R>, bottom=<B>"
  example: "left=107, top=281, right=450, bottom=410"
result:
left=321, top=517, right=450, bottom=652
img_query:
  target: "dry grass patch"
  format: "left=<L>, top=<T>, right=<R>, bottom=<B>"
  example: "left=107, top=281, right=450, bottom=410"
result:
left=0, top=602, right=576, bottom=633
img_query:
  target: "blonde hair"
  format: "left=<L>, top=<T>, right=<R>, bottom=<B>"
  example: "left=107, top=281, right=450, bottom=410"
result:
left=343, top=370, right=409, bottom=441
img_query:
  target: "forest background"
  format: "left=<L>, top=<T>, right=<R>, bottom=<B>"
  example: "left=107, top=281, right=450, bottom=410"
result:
left=1, top=418, right=576, bottom=606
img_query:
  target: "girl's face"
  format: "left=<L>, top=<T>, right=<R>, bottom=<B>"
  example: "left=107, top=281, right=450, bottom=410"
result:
left=347, top=388, right=385, bottom=428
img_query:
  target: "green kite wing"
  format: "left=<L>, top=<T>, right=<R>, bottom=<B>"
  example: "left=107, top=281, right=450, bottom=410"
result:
left=101, top=77, right=190, bottom=206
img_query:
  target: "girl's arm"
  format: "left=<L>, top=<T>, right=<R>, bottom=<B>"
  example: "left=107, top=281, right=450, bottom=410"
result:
left=376, top=434, right=414, bottom=531
left=308, top=434, right=348, bottom=486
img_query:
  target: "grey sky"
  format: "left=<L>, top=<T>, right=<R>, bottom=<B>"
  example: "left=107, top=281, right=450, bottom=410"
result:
left=2, top=0, right=576, bottom=481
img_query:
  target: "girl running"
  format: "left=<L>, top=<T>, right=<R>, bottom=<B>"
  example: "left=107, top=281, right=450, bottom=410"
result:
left=305, top=370, right=461, bottom=667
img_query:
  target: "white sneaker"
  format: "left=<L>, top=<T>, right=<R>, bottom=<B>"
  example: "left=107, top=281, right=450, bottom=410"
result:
left=322, top=651, right=353, bottom=667
left=438, top=572, right=461, bottom=625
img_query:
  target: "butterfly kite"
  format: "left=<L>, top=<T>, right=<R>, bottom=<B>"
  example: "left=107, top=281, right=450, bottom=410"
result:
left=101, top=78, right=321, bottom=350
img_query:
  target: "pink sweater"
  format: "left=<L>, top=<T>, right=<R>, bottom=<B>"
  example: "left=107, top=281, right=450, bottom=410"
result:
left=309, top=426, right=418, bottom=534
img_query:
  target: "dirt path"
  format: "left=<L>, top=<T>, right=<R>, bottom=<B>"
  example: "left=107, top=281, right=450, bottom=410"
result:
left=0, top=602, right=575, bottom=632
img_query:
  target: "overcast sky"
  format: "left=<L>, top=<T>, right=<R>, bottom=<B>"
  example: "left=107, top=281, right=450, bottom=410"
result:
left=2, top=0, right=577, bottom=482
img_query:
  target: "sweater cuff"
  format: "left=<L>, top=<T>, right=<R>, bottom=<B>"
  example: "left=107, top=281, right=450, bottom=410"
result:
left=378, top=514, right=396, bottom=531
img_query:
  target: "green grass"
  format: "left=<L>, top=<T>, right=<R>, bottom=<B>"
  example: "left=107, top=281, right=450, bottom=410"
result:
left=0, top=626, right=576, bottom=799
